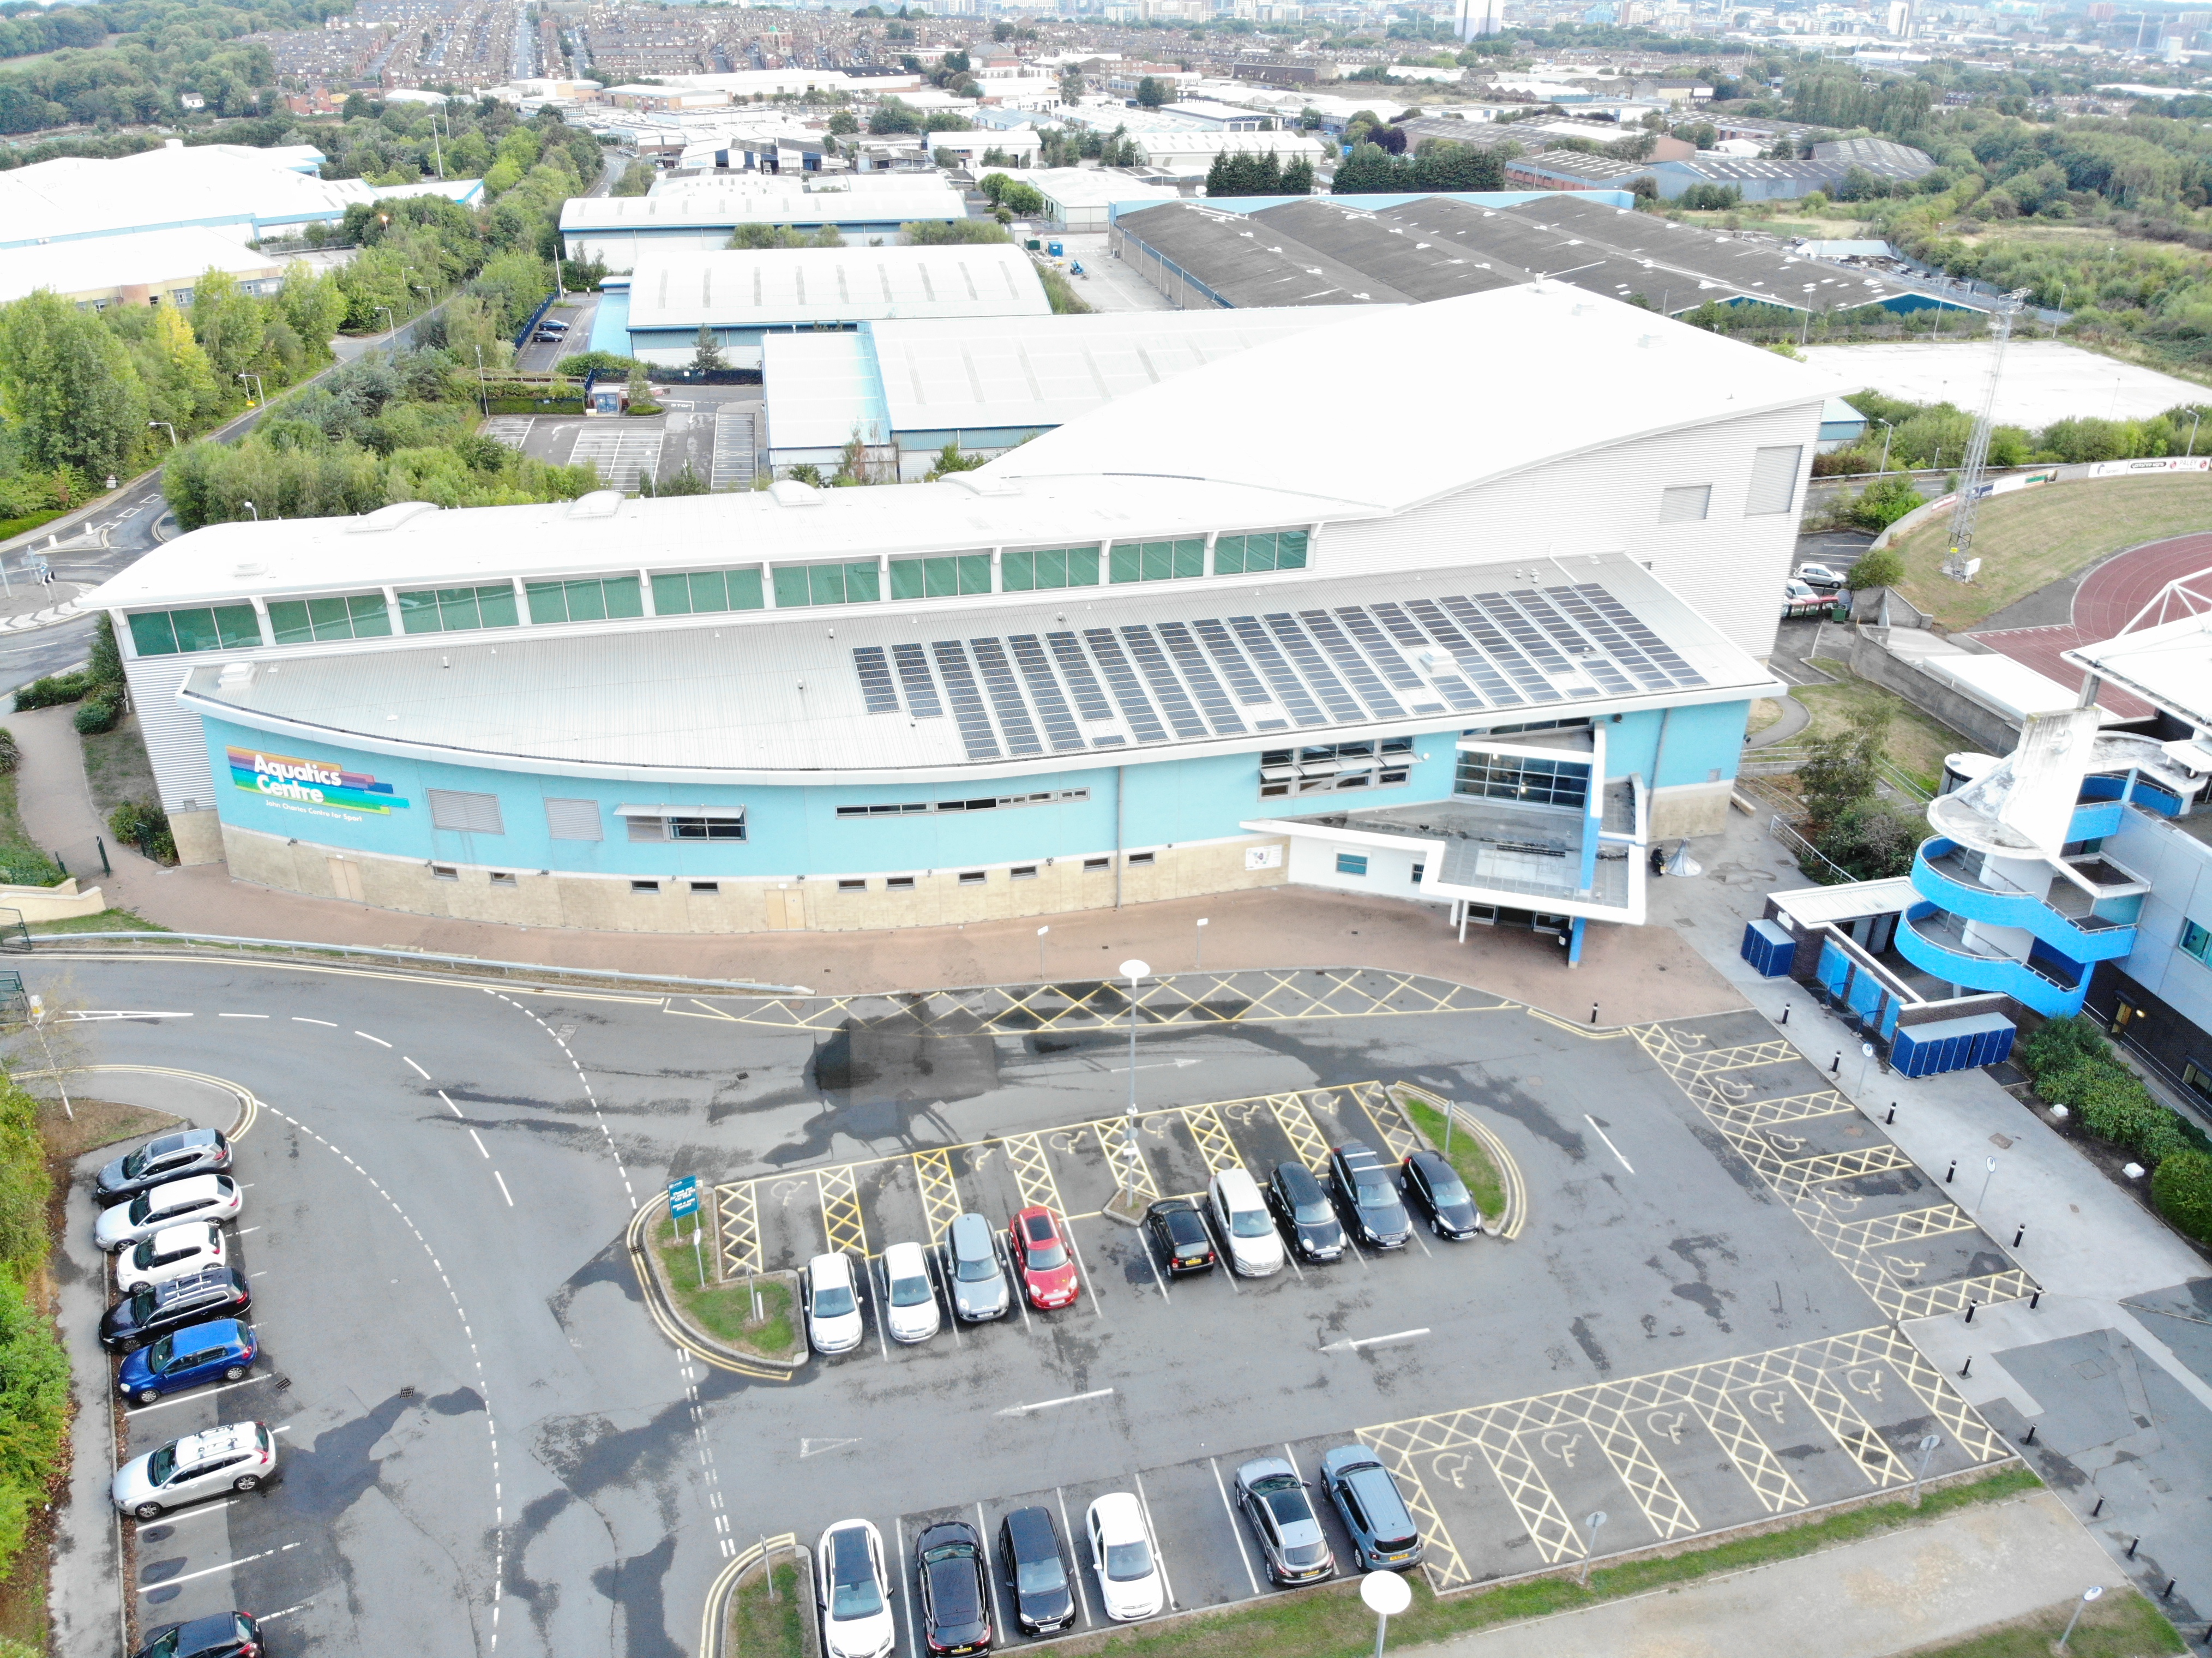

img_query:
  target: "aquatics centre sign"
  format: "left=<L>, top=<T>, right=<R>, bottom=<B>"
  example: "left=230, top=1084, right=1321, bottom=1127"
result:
left=227, top=748, right=410, bottom=816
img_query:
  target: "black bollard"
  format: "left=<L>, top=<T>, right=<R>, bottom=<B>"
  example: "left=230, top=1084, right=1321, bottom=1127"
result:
left=1959, top=1355, right=1973, bottom=1377
left=2012, top=1224, right=2024, bottom=1247
left=1886, top=1104, right=1896, bottom=1124
left=2128, top=1536, right=2141, bottom=1559
left=2163, top=1579, right=2176, bottom=1599
left=1831, top=1052, right=1842, bottom=1075
left=2091, top=1497, right=2105, bottom=1518
left=1781, top=1005, right=1790, bottom=1025
left=1965, top=1301, right=1977, bottom=1323
left=2023, top=1424, right=2037, bottom=1445
left=2030, top=1291, right=2042, bottom=1309
left=1946, top=1158, right=1958, bottom=1183
left=1590, top=1003, right=1598, bottom=1026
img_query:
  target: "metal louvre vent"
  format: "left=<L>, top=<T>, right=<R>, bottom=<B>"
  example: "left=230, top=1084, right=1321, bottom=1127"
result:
left=843, top=580, right=1703, bottom=764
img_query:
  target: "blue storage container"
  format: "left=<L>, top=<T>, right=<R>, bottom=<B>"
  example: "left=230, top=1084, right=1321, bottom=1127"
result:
left=1892, top=1012, right=2016, bottom=1078
left=1741, top=918, right=1796, bottom=978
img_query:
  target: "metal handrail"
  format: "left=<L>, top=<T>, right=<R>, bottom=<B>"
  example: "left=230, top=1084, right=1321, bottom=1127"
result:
left=1770, top=815, right=1855, bottom=884
left=28, top=931, right=813, bottom=995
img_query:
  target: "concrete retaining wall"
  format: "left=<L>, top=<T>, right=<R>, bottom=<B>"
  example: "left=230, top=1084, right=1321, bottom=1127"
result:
left=1847, top=628, right=2019, bottom=757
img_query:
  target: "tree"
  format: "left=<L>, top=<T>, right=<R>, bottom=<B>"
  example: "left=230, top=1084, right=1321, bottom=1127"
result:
left=626, top=364, right=651, bottom=409
left=190, top=270, right=268, bottom=386
left=1843, top=546, right=1906, bottom=590
left=690, top=325, right=724, bottom=374
left=610, top=159, right=658, bottom=195
left=1281, top=156, right=1315, bottom=195
left=1798, top=704, right=1889, bottom=833
left=1136, top=75, right=1173, bottom=107
left=904, top=218, right=1011, bottom=244
left=926, top=440, right=987, bottom=478
left=827, top=110, right=859, bottom=134
left=1332, top=141, right=1405, bottom=193
left=0, top=291, right=148, bottom=477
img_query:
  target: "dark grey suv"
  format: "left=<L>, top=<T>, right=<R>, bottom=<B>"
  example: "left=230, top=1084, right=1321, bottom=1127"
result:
left=1319, top=1443, right=1425, bottom=1571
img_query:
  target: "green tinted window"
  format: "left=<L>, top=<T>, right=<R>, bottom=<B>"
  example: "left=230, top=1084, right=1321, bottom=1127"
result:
left=397, top=584, right=521, bottom=634
left=526, top=576, right=644, bottom=624
left=651, top=567, right=765, bottom=615
left=889, top=554, right=991, bottom=600
left=772, top=561, right=880, bottom=608
left=268, top=592, right=390, bottom=645
left=128, top=605, right=260, bottom=655
left=1214, top=529, right=1309, bottom=575
left=1109, top=538, right=1205, bottom=585
left=1000, top=545, right=1101, bottom=592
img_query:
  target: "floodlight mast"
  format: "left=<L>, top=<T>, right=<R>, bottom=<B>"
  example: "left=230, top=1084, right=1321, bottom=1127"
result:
left=1941, top=287, right=2033, bottom=582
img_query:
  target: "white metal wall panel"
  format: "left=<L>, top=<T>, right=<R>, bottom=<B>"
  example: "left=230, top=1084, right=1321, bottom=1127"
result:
left=1320, top=403, right=1820, bottom=660
left=124, top=652, right=218, bottom=813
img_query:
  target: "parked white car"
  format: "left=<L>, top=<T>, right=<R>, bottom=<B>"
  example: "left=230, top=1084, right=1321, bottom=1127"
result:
left=111, top=1421, right=275, bottom=1519
left=95, top=1175, right=240, bottom=1253
left=1207, top=1166, right=1284, bottom=1277
left=1086, top=1491, right=1164, bottom=1621
left=816, top=1518, right=897, bottom=1658
left=115, top=1223, right=228, bottom=1296
left=805, top=1251, right=865, bottom=1355
left=879, top=1240, right=941, bottom=1344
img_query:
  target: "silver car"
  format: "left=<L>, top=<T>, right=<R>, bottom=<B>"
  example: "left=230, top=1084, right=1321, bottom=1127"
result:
left=111, top=1421, right=275, bottom=1519
left=942, top=1211, right=1009, bottom=1322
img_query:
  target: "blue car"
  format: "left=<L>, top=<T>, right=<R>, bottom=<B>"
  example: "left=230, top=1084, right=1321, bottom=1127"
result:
left=117, top=1319, right=256, bottom=1406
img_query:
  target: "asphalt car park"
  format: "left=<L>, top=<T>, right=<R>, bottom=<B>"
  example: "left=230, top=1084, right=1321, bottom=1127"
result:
left=39, top=962, right=2028, bottom=1656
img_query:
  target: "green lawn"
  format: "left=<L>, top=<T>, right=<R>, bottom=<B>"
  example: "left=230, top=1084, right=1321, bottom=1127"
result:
left=656, top=1217, right=798, bottom=1360
left=1037, top=1470, right=2043, bottom=1658
left=1796, top=662, right=1971, bottom=793
left=0, top=772, right=61, bottom=887
left=1399, top=1095, right=1506, bottom=1216
left=729, top=1559, right=810, bottom=1658
left=27, top=908, right=166, bottom=935
left=1902, top=1590, right=2183, bottom=1658
left=1891, top=474, right=2212, bottom=631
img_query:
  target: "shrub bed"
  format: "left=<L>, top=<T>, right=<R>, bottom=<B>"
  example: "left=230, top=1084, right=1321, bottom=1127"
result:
left=2018, top=1015, right=2212, bottom=1244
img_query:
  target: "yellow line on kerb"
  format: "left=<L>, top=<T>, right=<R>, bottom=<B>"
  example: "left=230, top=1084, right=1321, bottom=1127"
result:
left=74, top=1062, right=261, bottom=1139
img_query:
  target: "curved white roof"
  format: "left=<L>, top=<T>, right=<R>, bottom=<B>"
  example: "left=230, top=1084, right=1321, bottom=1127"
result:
left=983, top=284, right=1843, bottom=513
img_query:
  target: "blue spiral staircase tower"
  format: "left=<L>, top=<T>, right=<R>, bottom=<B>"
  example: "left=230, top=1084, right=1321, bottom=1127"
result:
left=1892, top=716, right=2181, bottom=1018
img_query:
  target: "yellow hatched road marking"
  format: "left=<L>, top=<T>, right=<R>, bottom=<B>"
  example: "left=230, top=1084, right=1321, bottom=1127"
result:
left=1353, top=1080, right=1423, bottom=1160
left=1003, top=1132, right=1066, bottom=1213
left=816, top=1164, right=868, bottom=1257
left=1702, top=1090, right=1853, bottom=1127
left=716, top=1179, right=762, bottom=1277
left=1359, top=1432, right=1474, bottom=1592
left=1268, top=1093, right=1332, bottom=1174
left=913, top=1149, right=963, bottom=1244
left=1812, top=1202, right=1975, bottom=1252
left=1185, top=1104, right=1241, bottom=1175
left=1095, top=1119, right=1159, bottom=1202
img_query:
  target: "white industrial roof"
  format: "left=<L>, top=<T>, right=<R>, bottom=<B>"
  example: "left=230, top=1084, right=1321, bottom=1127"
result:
left=1918, top=650, right=2113, bottom=726
left=1026, top=167, right=1183, bottom=211
left=0, top=143, right=480, bottom=248
left=863, top=307, right=1385, bottom=434
left=761, top=332, right=887, bottom=451
left=1771, top=879, right=1920, bottom=923
left=648, top=171, right=949, bottom=197
left=562, top=183, right=965, bottom=232
left=2066, top=611, right=2212, bottom=731
left=176, top=554, right=1772, bottom=783
left=0, top=225, right=282, bottom=302
left=626, top=245, right=1053, bottom=331
left=985, top=284, right=1843, bottom=514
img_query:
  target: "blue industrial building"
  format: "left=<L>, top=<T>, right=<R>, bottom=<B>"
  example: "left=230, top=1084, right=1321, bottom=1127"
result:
left=93, top=286, right=1823, bottom=947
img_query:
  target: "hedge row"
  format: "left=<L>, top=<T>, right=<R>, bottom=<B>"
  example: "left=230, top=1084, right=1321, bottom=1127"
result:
left=2019, top=1015, right=2212, bottom=1244
left=0, top=1071, right=65, bottom=1588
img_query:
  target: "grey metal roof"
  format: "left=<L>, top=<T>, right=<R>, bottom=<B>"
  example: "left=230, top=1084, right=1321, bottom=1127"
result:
left=182, top=555, right=1769, bottom=783
left=1113, top=200, right=1413, bottom=308
left=1243, top=200, right=1525, bottom=304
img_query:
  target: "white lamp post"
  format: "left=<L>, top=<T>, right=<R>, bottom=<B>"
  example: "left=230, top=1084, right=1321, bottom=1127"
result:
left=1194, top=916, right=1209, bottom=970
left=1361, top=1570, right=1411, bottom=1658
left=1036, top=924, right=1049, bottom=980
left=1119, top=957, right=1150, bottom=1197
left=2058, top=1585, right=2104, bottom=1650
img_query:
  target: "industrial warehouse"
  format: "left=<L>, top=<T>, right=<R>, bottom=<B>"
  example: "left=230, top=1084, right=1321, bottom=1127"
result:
left=90, top=286, right=1823, bottom=947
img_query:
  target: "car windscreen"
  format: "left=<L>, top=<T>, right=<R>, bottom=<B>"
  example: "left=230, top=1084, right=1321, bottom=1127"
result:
left=831, top=1576, right=883, bottom=1619
left=812, top=1284, right=856, bottom=1319
left=955, top=1248, right=998, bottom=1283
left=1428, top=1169, right=1472, bottom=1207
left=128, top=1192, right=154, bottom=1224
left=147, top=1335, right=175, bottom=1369
left=1294, top=1196, right=1334, bottom=1226
left=1353, top=1174, right=1397, bottom=1204
left=1103, top=1538, right=1152, bottom=1581
left=1229, top=1208, right=1272, bottom=1238
left=147, top=1445, right=178, bottom=1485
left=1022, top=1220, right=1068, bottom=1269
left=889, top=1273, right=933, bottom=1307
left=1014, top=1549, right=1065, bottom=1595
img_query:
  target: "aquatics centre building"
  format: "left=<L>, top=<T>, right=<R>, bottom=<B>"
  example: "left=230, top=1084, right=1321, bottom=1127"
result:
left=93, top=286, right=1825, bottom=953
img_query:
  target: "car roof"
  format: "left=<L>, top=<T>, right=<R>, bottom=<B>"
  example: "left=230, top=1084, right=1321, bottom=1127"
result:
left=1275, top=1162, right=1323, bottom=1194
left=146, top=1175, right=224, bottom=1202
left=918, top=1519, right=978, bottom=1549
left=1409, top=1149, right=1451, bottom=1173
left=148, top=1223, right=219, bottom=1251
left=1003, top=1506, right=1057, bottom=1549
left=1237, top=1455, right=1296, bottom=1483
left=828, top=1523, right=877, bottom=1572
left=152, top=1267, right=233, bottom=1300
left=807, top=1251, right=853, bottom=1283
left=1212, top=1166, right=1262, bottom=1203
left=881, top=1240, right=927, bottom=1272
left=167, top=1318, right=246, bottom=1345
left=175, top=1422, right=260, bottom=1459
left=1090, top=1492, right=1142, bottom=1535
left=948, top=1212, right=992, bottom=1252
left=1335, top=1140, right=1379, bottom=1167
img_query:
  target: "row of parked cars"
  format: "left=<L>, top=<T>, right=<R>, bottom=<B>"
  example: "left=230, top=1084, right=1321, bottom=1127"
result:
left=800, top=1140, right=1483, bottom=1355
left=815, top=1445, right=1425, bottom=1658
left=92, top=1128, right=274, bottom=1658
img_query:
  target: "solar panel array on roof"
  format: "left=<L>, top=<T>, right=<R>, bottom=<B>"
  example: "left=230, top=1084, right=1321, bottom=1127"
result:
left=850, top=584, right=1709, bottom=762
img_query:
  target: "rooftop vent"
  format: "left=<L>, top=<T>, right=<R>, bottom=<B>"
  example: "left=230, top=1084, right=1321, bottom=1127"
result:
left=566, top=490, right=625, bottom=519
left=348, top=500, right=441, bottom=534
left=941, top=473, right=1020, bottom=498
left=768, top=478, right=821, bottom=507
left=217, top=660, right=255, bottom=687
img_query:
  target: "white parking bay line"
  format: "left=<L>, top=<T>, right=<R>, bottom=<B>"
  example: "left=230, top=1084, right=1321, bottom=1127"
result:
left=1061, top=1224, right=1106, bottom=1321
left=1053, top=1487, right=1095, bottom=1628
left=996, top=1388, right=1114, bottom=1417
left=895, top=1515, right=919, bottom=1658
left=125, top=1375, right=268, bottom=1413
left=1131, top=1470, right=1176, bottom=1611
left=977, top=1501, right=1014, bottom=1638
left=1320, top=1327, right=1430, bottom=1354
left=1584, top=1115, right=1637, bottom=1174
left=139, top=1540, right=299, bottom=1591
left=1207, top=1458, right=1263, bottom=1597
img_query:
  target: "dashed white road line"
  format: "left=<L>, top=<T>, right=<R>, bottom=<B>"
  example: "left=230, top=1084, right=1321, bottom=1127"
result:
left=355, top=1031, right=391, bottom=1048
left=468, top=1130, right=491, bottom=1159
left=1584, top=1114, right=1637, bottom=1174
left=494, top=1171, right=514, bottom=1207
left=218, top=1013, right=269, bottom=1020
left=404, top=1056, right=431, bottom=1079
left=485, top=989, right=635, bottom=1204
left=292, top=1018, right=336, bottom=1027
left=437, top=1090, right=463, bottom=1119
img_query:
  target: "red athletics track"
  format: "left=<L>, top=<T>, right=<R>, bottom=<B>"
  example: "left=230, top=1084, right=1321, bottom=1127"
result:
left=1971, top=531, right=2212, bottom=719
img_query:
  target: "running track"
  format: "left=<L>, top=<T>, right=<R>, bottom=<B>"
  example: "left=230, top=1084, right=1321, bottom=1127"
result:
left=1971, top=531, right=2212, bottom=719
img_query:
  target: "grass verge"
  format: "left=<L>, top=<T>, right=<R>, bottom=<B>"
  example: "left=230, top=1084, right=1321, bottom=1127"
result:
left=655, top=1217, right=799, bottom=1360
left=1039, top=1469, right=2042, bottom=1658
left=80, top=712, right=159, bottom=820
left=1796, top=661, right=1970, bottom=792
left=1897, top=1589, right=2183, bottom=1658
left=1399, top=1095, right=1506, bottom=1217
left=27, top=908, right=168, bottom=935
left=1891, top=473, right=2212, bottom=631
left=729, top=1559, right=811, bottom=1658
left=0, top=771, right=61, bottom=887
left=1747, top=696, right=1785, bottom=736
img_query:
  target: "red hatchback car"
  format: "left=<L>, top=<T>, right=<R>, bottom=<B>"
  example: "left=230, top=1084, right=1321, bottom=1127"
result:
left=1009, top=1206, right=1080, bottom=1311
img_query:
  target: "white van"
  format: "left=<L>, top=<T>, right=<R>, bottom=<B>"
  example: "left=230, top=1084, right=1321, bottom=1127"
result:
left=1208, top=1166, right=1285, bottom=1277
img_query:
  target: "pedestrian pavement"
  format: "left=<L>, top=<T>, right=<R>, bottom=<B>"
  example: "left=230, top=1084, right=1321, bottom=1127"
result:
left=1409, top=1491, right=2125, bottom=1658
left=1649, top=805, right=2212, bottom=1639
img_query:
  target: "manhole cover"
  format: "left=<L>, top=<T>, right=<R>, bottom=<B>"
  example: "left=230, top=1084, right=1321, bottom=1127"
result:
left=1988, top=1132, right=2013, bottom=1150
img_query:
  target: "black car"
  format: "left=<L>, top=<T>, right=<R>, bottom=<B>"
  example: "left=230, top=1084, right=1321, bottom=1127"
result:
left=134, top=1612, right=263, bottom=1658
left=998, top=1505, right=1075, bottom=1635
left=100, top=1267, right=253, bottom=1353
left=1143, top=1197, right=1216, bottom=1275
left=1328, top=1142, right=1412, bottom=1250
left=1401, top=1150, right=1483, bottom=1240
left=915, top=1521, right=993, bottom=1656
left=1266, top=1162, right=1344, bottom=1262
left=97, top=1129, right=231, bottom=1208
